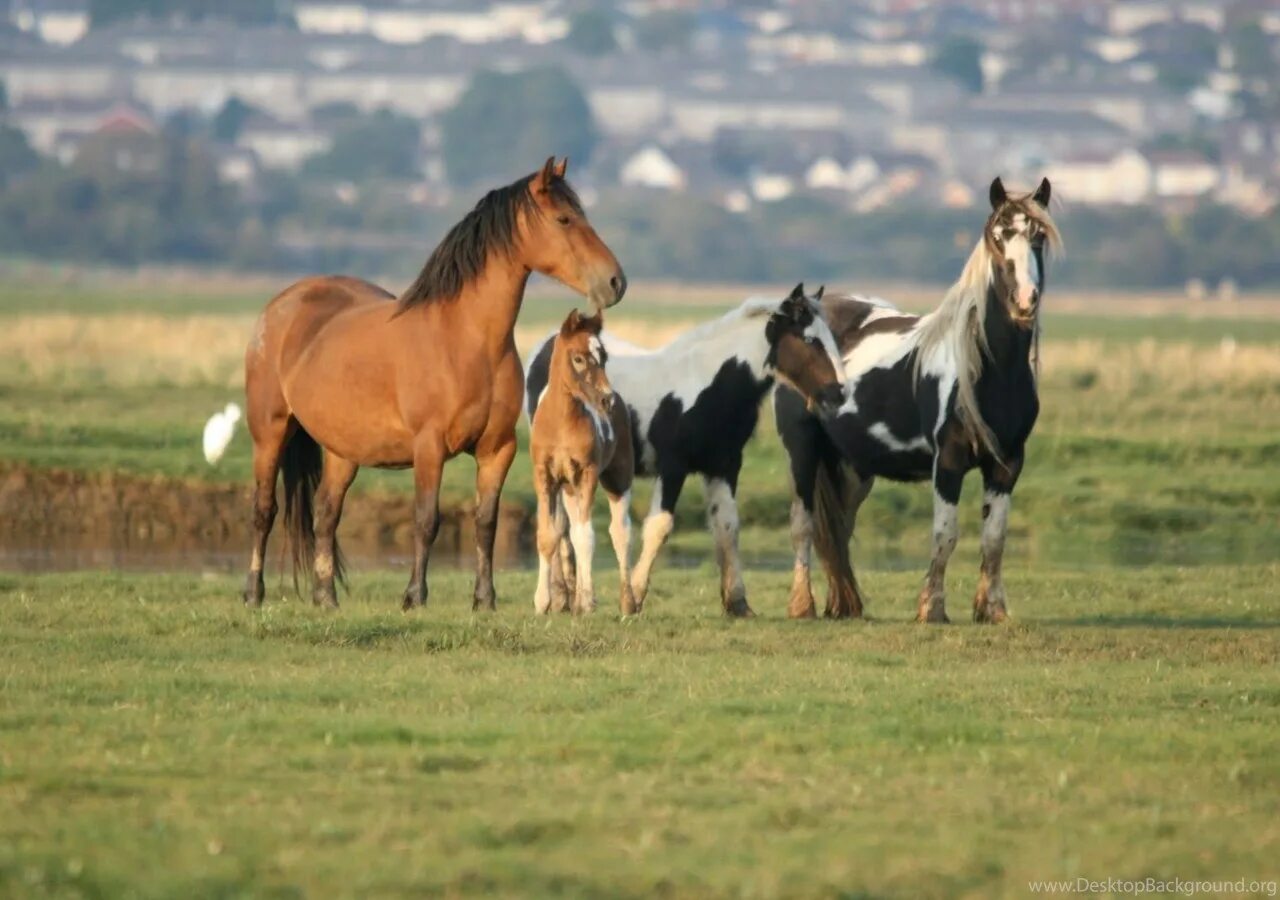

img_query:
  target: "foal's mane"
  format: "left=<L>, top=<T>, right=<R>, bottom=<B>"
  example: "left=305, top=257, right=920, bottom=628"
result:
left=911, top=192, right=1061, bottom=459
left=398, top=173, right=582, bottom=311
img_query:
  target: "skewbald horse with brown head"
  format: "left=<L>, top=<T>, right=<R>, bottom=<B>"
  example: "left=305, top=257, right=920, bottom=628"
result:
left=242, top=157, right=625, bottom=611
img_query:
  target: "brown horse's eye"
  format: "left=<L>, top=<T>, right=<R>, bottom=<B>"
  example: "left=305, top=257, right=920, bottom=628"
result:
left=557, top=215, right=571, bottom=226
left=572, top=354, right=585, bottom=367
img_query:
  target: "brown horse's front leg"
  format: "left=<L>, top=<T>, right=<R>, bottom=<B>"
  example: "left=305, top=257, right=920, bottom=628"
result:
left=472, top=437, right=517, bottom=611
left=404, top=435, right=445, bottom=611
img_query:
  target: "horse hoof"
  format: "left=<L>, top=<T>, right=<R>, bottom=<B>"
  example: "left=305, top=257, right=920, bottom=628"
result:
left=916, top=605, right=950, bottom=624
left=973, top=602, right=1008, bottom=624
left=472, top=594, right=496, bottom=612
left=787, top=590, right=817, bottom=619
left=242, top=592, right=263, bottom=609
left=401, top=589, right=425, bottom=611
left=725, top=599, right=755, bottom=618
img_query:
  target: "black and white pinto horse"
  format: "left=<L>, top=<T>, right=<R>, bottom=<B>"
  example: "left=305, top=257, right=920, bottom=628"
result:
left=775, top=177, right=1060, bottom=623
left=527, top=285, right=846, bottom=617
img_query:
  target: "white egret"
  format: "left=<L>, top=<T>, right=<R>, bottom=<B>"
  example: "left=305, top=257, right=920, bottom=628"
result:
left=203, top=402, right=242, bottom=465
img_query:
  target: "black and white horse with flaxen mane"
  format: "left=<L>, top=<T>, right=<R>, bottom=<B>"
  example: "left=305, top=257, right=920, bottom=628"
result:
left=776, top=177, right=1060, bottom=623
left=527, top=285, right=846, bottom=617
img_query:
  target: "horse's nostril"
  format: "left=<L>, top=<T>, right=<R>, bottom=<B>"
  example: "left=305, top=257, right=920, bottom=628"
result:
left=610, top=272, right=627, bottom=300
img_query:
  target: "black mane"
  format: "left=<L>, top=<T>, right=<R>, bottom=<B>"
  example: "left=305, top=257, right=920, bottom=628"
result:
left=398, top=173, right=582, bottom=311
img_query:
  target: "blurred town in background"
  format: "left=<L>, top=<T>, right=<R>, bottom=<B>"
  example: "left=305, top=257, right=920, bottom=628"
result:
left=1, top=0, right=1278, bottom=289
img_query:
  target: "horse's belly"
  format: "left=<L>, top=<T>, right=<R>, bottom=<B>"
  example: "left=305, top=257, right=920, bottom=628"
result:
left=299, top=404, right=414, bottom=466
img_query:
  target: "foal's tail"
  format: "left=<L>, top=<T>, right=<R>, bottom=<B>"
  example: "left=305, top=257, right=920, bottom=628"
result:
left=280, top=425, right=345, bottom=592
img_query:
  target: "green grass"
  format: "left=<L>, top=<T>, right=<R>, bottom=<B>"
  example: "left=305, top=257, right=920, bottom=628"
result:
left=2, top=566, right=1278, bottom=898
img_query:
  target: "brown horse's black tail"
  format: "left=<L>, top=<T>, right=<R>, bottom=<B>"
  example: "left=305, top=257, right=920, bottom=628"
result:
left=280, top=425, right=345, bottom=592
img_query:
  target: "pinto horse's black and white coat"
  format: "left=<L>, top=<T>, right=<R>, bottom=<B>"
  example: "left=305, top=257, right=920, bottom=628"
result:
left=775, top=177, right=1059, bottom=623
left=527, top=285, right=846, bottom=617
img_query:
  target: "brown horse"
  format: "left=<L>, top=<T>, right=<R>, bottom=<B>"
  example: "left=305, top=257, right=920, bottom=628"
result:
left=530, top=309, right=636, bottom=615
left=242, top=158, right=625, bottom=611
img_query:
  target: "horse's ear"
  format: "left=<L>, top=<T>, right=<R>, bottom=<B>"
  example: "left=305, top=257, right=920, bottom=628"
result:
left=1033, top=177, right=1051, bottom=208
left=813, top=284, right=825, bottom=301
left=788, top=283, right=805, bottom=301
left=561, top=308, right=581, bottom=336
left=989, top=177, right=1007, bottom=209
left=536, top=156, right=556, bottom=193
left=554, top=157, right=568, bottom=179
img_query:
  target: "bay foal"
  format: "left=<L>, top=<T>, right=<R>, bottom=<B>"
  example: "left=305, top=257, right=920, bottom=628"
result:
left=530, top=309, right=636, bottom=615
left=242, top=158, right=625, bottom=611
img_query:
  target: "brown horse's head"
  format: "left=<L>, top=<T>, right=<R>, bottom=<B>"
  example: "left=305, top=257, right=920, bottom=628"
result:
left=765, top=283, right=847, bottom=417
left=524, top=157, right=626, bottom=312
left=553, top=308, right=613, bottom=411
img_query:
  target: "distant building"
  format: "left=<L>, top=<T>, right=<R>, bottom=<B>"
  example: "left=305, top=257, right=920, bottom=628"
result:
left=1045, top=149, right=1153, bottom=205
left=619, top=146, right=686, bottom=191
left=236, top=114, right=332, bottom=170
left=9, top=0, right=89, bottom=46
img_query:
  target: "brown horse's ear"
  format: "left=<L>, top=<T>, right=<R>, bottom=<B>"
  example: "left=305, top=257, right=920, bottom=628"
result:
left=536, top=156, right=556, bottom=193
left=553, top=157, right=568, bottom=179
left=561, top=308, right=582, bottom=336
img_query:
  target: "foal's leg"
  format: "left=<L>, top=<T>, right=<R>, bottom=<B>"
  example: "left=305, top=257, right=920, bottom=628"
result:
left=605, top=488, right=636, bottom=615
left=565, top=475, right=599, bottom=614
left=549, top=492, right=573, bottom=612
left=533, top=476, right=559, bottom=615
left=311, top=450, right=358, bottom=610
left=243, top=415, right=291, bottom=607
left=630, top=473, right=685, bottom=610
left=916, top=462, right=965, bottom=624
left=704, top=475, right=753, bottom=618
left=404, top=434, right=446, bottom=611
left=472, top=437, right=517, bottom=611
left=973, top=455, right=1023, bottom=624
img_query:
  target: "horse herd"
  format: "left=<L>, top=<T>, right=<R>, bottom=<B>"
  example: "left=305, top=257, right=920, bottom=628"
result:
left=241, top=157, right=1060, bottom=623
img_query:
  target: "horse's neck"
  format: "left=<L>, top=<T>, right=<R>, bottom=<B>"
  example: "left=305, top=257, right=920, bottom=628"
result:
left=443, top=258, right=530, bottom=358
left=981, top=286, right=1035, bottom=374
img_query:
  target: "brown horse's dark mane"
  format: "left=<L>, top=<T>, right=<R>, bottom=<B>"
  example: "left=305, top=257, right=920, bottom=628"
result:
left=398, top=173, right=583, bottom=311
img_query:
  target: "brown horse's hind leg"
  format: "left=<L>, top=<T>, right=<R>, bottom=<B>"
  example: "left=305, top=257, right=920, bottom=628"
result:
left=312, top=451, right=358, bottom=610
left=404, top=434, right=445, bottom=611
left=243, top=415, right=291, bottom=607
left=472, top=437, right=517, bottom=611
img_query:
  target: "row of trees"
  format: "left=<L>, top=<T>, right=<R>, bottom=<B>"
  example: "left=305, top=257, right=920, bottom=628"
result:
left=4, top=116, right=1280, bottom=288
left=2, top=61, right=1280, bottom=286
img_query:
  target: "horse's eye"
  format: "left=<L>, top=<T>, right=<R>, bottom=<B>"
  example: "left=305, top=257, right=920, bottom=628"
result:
left=557, top=215, right=571, bottom=226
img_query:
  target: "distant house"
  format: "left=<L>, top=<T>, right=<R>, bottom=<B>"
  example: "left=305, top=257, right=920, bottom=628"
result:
left=9, top=0, right=89, bottom=46
left=236, top=114, right=332, bottom=171
left=294, top=1, right=557, bottom=45
left=1147, top=151, right=1219, bottom=200
left=619, top=146, right=686, bottom=191
left=1045, top=149, right=1153, bottom=205
left=749, top=171, right=794, bottom=203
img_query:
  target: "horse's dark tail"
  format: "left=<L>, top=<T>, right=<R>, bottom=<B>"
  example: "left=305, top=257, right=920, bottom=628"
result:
left=280, top=425, right=344, bottom=592
left=810, top=442, right=864, bottom=616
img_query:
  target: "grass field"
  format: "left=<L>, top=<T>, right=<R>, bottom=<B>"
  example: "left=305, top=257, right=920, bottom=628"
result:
left=2, top=566, right=1278, bottom=898
left=2, top=278, right=1279, bottom=897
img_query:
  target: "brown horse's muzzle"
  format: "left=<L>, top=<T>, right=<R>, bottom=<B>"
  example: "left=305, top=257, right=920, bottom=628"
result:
left=589, top=268, right=627, bottom=311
